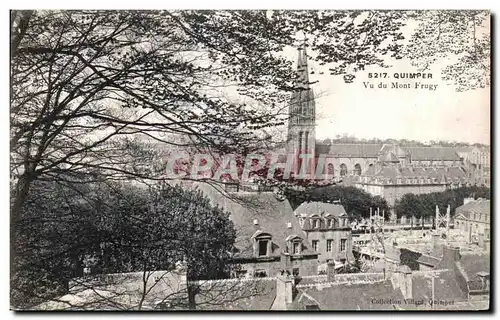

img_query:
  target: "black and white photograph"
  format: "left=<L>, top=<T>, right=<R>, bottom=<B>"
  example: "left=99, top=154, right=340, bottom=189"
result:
left=9, top=9, right=491, bottom=311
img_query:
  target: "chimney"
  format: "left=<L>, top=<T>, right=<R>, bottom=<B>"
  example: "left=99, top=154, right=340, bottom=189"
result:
left=272, top=274, right=295, bottom=310
left=327, top=260, right=336, bottom=282
left=280, top=252, right=291, bottom=273
left=441, top=246, right=460, bottom=269
left=398, top=266, right=413, bottom=299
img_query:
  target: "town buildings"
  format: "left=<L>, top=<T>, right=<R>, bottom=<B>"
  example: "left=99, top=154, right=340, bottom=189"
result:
left=285, top=46, right=489, bottom=195
left=35, top=245, right=489, bottom=311
left=454, top=198, right=490, bottom=247
left=294, top=202, right=354, bottom=264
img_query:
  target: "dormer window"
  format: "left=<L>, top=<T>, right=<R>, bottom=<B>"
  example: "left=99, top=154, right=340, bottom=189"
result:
left=286, top=235, right=303, bottom=255
left=328, top=218, right=335, bottom=229
left=258, top=240, right=269, bottom=256
left=312, top=219, right=319, bottom=229
left=253, top=232, right=272, bottom=257
left=292, top=242, right=301, bottom=255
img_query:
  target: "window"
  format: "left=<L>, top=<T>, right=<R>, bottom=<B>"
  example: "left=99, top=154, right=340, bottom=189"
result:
left=292, top=242, right=301, bottom=255
left=312, top=219, right=319, bottom=229
left=329, top=219, right=335, bottom=228
left=312, top=240, right=319, bottom=252
left=340, top=164, right=348, bottom=177
left=326, top=239, right=333, bottom=252
left=293, top=268, right=300, bottom=276
left=254, top=269, right=267, bottom=278
left=340, top=239, right=347, bottom=252
left=258, top=240, right=268, bottom=257
left=354, top=164, right=362, bottom=176
left=327, top=163, right=334, bottom=176
left=339, top=218, right=343, bottom=228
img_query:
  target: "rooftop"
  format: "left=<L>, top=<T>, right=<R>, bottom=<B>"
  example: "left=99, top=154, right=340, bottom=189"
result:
left=194, top=182, right=317, bottom=259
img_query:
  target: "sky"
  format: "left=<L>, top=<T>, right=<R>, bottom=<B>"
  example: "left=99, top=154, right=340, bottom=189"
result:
left=281, top=13, right=491, bottom=145
left=310, top=60, right=490, bottom=145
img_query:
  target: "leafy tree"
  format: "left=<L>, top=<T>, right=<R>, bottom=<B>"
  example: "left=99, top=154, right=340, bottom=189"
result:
left=405, top=10, right=490, bottom=92
left=394, top=186, right=490, bottom=218
left=286, top=185, right=390, bottom=220
left=12, top=180, right=237, bottom=309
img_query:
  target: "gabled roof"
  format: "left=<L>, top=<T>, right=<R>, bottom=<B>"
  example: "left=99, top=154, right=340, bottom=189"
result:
left=194, top=183, right=317, bottom=259
left=294, top=202, right=347, bottom=218
left=378, top=152, right=399, bottom=163
left=380, top=144, right=407, bottom=157
left=405, top=147, right=460, bottom=161
left=455, top=199, right=490, bottom=219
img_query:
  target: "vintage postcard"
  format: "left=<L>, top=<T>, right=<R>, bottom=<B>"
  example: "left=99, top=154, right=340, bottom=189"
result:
left=10, top=10, right=490, bottom=311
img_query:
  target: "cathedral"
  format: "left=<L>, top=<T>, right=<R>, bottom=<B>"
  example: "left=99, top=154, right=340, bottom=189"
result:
left=285, top=46, right=490, bottom=214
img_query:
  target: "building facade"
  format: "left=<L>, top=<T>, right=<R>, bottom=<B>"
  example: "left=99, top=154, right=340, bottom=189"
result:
left=284, top=47, right=488, bottom=190
left=294, top=202, right=354, bottom=264
left=454, top=198, right=490, bottom=246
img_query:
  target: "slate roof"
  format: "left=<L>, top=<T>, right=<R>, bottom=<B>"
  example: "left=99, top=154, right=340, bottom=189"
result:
left=380, top=144, right=407, bottom=157
left=459, top=253, right=490, bottom=281
left=292, top=280, right=405, bottom=310
left=194, top=182, right=317, bottom=259
left=34, top=270, right=188, bottom=310
left=322, top=144, right=383, bottom=158
left=378, top=152, right=399, bottom=163
left=361, top=166, right=468, bottom=185
left=294, top=202, right=347, bottom=217
left=192, top=278, right=277, bottom=310
left=455, top=199, right=490, bottom=220
left=411, top=270, right=468, bottom=304
left=405, top=147, right=461, bottom=161
left=456, top=147, right=474, bottom=153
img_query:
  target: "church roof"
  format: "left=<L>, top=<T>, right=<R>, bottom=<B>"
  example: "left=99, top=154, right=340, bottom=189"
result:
left=321, top=144, right=383, bottom=158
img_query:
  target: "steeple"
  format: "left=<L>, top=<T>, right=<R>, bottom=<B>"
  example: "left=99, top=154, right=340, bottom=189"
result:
left=296, top=43, right=310, bottom=89
left=286, top=43, right=316, bottom=176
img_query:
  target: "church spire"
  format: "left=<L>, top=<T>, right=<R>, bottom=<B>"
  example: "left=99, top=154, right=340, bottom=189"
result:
left=286, top=41, right=316, bottom=176
left=296, top=43, right=310, bottom=89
